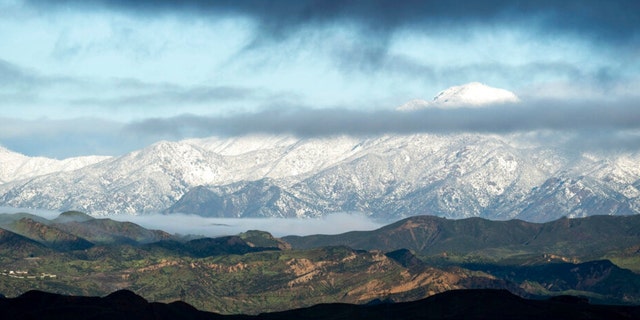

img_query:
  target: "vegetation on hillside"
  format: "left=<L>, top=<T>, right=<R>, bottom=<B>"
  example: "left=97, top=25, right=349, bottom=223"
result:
left=0, top=212, right=639, bottom=314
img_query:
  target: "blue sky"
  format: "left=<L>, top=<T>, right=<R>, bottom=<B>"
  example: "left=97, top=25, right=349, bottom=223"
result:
left=1, top=0, right=639, bottom=158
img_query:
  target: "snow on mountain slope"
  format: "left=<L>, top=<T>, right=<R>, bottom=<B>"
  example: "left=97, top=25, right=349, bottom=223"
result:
left=182, top=135, right=390, bottom=187
left=1, top=132, right=638, bottom=219
left=164, top=134, right=640, bottom=220
left=0, top=146, right=110, bottom=184
left=213, top=134, right=562, bottom=219
left=0, top=141, right=229, bottom=214
left=0, top=136, right=367, bottom=215
left=190, top=135, right=299, bottom=156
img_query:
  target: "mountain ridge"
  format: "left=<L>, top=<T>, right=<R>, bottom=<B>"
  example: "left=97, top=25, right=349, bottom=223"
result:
left=0, top=83, right=638, bottom=220
left=1, top=133, right=638, bottom=221
left=0, top=146, right=109, bottom=184
left=284, top=214, right=640, bottom=262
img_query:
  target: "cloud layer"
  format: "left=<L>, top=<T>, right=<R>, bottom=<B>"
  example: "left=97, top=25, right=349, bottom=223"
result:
left=126, top=99, right=640, bottom=136
left=109, top=213, right=387, bottom=237
left=2, top=96, right=638, bottom=158
left=0, top=206, right=388, bottom=237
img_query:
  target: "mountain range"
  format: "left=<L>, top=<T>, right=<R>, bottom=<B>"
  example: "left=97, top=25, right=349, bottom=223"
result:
left=1, top=83, right=639, bottom=221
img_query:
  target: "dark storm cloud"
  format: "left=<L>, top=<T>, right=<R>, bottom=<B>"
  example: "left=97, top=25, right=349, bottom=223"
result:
left=26, top=0, right=640, bottom=43
left=124, top=99, right=640, bottom=140
left=24, top=0, right=639, bottom=77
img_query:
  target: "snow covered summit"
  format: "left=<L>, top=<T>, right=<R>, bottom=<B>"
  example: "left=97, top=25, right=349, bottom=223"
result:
left=433, top=82, right=520, bottom=107
left=397, top=82, right=520, bottom=111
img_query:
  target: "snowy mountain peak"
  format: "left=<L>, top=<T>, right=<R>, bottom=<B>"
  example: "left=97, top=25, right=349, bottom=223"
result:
left=432, top=82, right=520, bottom=107
left=397, top=82, right=520, bottom=111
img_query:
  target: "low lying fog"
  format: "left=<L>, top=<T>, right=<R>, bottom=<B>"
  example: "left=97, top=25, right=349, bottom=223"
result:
left=110, top=213, right=390, bottom=237
left=0, top=207, right=390, bottom=237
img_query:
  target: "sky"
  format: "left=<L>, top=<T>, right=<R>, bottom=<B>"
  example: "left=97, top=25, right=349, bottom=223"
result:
left=1, top=0, right=639, bottom=158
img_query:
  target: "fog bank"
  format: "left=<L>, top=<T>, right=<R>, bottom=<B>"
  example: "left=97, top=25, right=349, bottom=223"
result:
left=109, top=212, right=389, bottom=237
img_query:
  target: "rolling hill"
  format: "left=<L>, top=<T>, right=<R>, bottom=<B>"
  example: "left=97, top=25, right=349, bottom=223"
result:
left=0, top=212, right=639, bottom=313
left=283, top=215, right=640, bottom=262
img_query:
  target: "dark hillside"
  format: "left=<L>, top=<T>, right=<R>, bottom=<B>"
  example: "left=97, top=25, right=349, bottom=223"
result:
left=54, top=218, right=172, bottom=245
left=0, top=227, right=51, bottom=258
left=284, top=215, right=640, bottom=261
left=1, top=289, right=639, bottom=320
left=7, top=218, right=93, bottom=251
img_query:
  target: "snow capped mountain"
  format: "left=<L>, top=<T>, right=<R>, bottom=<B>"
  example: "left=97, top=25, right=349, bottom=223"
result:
left=0, top=141, right=228, bottom=215
left=432, top=82, right=520, bottom=107
left=0, top=136, right=364, bottom=215
left=1, top=133, right=638, bottom=221
left=0, top=83, right=638, bottom=221
left=397, top=82, right=520, bottom=111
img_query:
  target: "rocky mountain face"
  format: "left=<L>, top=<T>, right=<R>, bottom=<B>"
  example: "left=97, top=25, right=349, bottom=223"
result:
left=0, top=83, right=638, bottom=221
